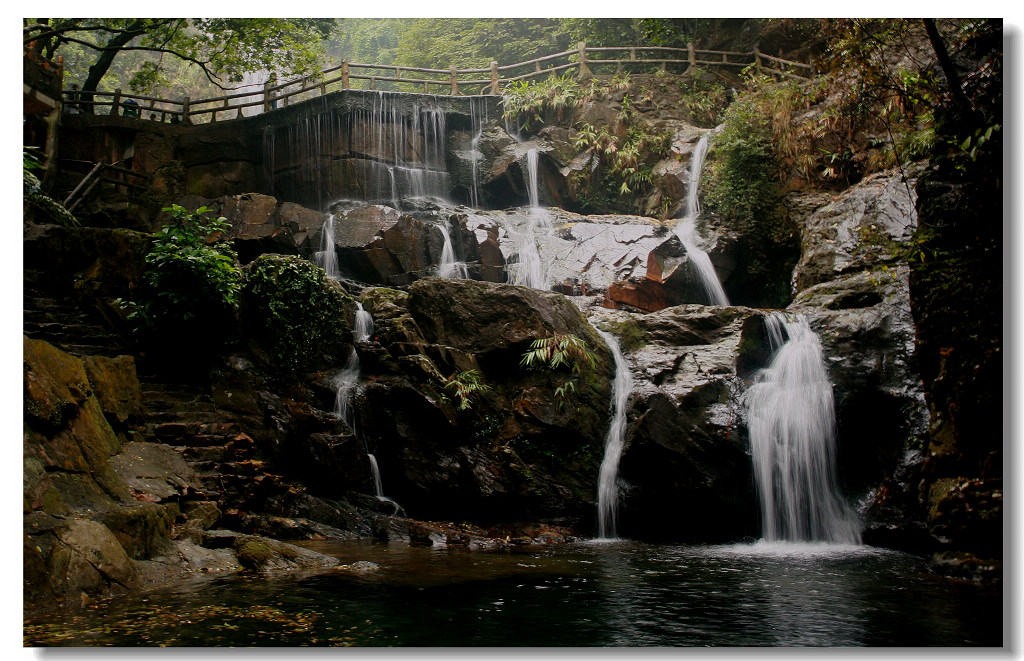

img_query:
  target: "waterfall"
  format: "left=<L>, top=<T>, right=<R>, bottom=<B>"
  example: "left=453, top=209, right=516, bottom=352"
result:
left=314, top=214, right=340, bottom=280
left=526, top=147, right=541, bottom=210
left=331, top=302, right=395, bottom=504
left=468, top=97, right=489, bottom=208
left=354, top=302, right=374, bottom=342
left=744, top=312, right=861, bottom=545
left=361, top=97, right=448, bottom=205
left=676, top=218, right=730, bottom=306
left=509, top=147, right=552, bottom=289
left=673, top=129, right=729, bottom=306
left=367, top=453, right=385, bottom=499
left=436, top=221, right=469, bottom=279
left=595, top=329, right=634, bottom=540
left=265, top=91, right=453, bottom=210
left=332, top=346, right=361, bottom=432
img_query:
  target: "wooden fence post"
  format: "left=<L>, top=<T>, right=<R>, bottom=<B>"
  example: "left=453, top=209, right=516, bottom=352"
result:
left=687, top=42, right=696, bottom=70
left=263, top=80, right=272, bottom=112
left=754, top=47, right=763, bottom=75
left=490, top=61, right=499, bottom=94
left=181, top=97, right=191, bottom=124
left=110, top=88, right=121, bottom=116
left=341, top=60, right=350, bottom=89
left=450, top=67, right=459, bottom=95
left=577, top=41, right=591, bottom=79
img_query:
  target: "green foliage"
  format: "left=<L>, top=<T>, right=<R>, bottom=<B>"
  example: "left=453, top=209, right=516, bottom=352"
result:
left=501, top=72, right=583, bottom=131
left=441, top=370, right=492, bottom=411
left=520, top=333, right=598, bottom=373
left=677, top=71, right=731, bottom=127
left=123, top=205, right=239, bottom=341
left=240, top=254, right=349, bottom=378
left=520, top=333, right=600, bottom=409
left=702, top=91, right=800, bottom=307
left=570, top=94, right=673, bottom=210
left=26, top=18, right=334, bottom=96
left=639, top=18, right=718, bottom=48
left=396, top=18, right=570, bottom=71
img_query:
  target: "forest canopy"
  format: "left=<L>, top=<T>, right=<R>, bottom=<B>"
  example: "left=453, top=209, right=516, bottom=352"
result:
left=24, top=18, right=741, bottom=101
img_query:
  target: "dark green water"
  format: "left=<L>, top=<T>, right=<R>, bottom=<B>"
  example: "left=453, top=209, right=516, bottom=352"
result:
left=24, top=540, right=1002, bottom=647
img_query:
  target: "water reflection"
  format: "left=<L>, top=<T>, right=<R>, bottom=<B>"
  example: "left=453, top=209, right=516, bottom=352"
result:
left=24, top=540, right=1000, bottom=647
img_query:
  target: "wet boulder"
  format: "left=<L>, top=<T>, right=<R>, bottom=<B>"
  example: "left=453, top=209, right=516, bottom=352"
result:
left=354, top=278, right=614, bottom=527
left=588, top=304, right=763, bottom=542
left=792, top=169, right=919, bottom=293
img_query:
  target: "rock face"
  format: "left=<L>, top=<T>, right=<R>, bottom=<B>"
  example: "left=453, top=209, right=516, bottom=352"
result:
left=355, top=278, right=614, bottom=528
left=23, top=337, right=184, bottom=612
left=314, top=204, right=493, bottom=285
left=778, top=167, right=935, bottom=553
left=587, top=304, right=763, bottom=542
left=167, top=193, right=326, bottom=264
left=792, top=169, right=920, bottom=293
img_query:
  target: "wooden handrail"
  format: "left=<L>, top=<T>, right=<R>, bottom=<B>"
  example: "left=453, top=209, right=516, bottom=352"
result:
left=60, top=42, right=815, bottom=123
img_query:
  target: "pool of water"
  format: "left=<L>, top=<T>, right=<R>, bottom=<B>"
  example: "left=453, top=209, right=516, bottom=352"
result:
left=24, top=540, right=1002, bottom=647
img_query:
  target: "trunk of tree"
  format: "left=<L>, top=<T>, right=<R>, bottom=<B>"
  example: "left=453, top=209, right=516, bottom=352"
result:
left=921, top=18, right=975, bottom=118
left=80, top=20, right=147, bottom=114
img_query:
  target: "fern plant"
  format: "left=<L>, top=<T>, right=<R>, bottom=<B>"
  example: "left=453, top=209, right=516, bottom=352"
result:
left=520, top=333, right=599, bottom=408
left=441, top=369, right=492, bottom=411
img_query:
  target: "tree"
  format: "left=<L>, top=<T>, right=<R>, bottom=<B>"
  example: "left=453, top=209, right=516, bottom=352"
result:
left=23, top=18, right=335, bottom=109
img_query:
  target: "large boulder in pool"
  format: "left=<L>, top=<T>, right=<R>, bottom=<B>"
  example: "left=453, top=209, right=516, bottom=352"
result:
left=587, top=304, right=765, bottom=542
left=353, top=278, right=614, bottom=529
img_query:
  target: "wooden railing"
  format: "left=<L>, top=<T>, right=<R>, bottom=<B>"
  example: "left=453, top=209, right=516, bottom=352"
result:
left=60, top=42, right=815, bottom=125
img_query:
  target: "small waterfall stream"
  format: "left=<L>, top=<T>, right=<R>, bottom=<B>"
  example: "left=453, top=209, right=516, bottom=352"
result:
left=331, top=303, right=389, bottom=501
left=595, top=329, right=634, bottom=540
left=468, top=97, right=489, bottom=208
left=314, top=214, right=340, bottom=280
left=436, top=221, right=469, bottom=279
left=673, top=129, right=729, bottom=306
left=509, top=147, right=552, bottom=289
left=744, top=312, right=861, bottom=545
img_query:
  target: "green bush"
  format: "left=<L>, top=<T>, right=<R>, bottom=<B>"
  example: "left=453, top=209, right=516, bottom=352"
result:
left=123, top=204, right=240, bottom=348
left=702, top=94, right=800, bottom=307
left=240, top=254, right=351, bottom=377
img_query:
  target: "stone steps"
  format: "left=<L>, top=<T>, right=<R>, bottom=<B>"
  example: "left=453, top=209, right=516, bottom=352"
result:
left=22, top=287, right=126, bottom=358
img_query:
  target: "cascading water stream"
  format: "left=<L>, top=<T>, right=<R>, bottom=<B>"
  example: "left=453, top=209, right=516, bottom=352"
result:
left=509, top=147, right=552, bottom=289
left=595, top=329, right=634, bottom=540
left=331, top=303, right=389, bottom=502
left=314, top=214, right=340, bottom=280
left=332, top=346, right=361, bottom=433
left=436, top=221, right=469, bottom=279
left=744, top=312, right=861, bottom=545
left=468, top=97, right=489, bottom=208
left=673, top=129, right=729, bottom=306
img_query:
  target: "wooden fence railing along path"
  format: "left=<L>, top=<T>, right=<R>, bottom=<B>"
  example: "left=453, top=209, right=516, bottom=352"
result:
left=56, top=42, right=815, bottom=125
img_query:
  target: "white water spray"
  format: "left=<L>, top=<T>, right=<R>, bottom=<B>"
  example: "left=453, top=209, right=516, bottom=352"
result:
left=595, top=329, right=634, bottom=540
left=744, top=312, right=861, bottom=544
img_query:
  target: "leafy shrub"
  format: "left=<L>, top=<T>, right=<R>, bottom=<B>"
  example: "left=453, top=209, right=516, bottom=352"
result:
left=122, top=204, right=240, bottom=348
left=702, top=94, right=800, bottom=307
left=571, top=95, right=673, bottom=210
left=240, top=254, right=350, bottom=377
left=677, top=71, right=731, bottom=127
left=501, top=73, right=582, bottom=131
